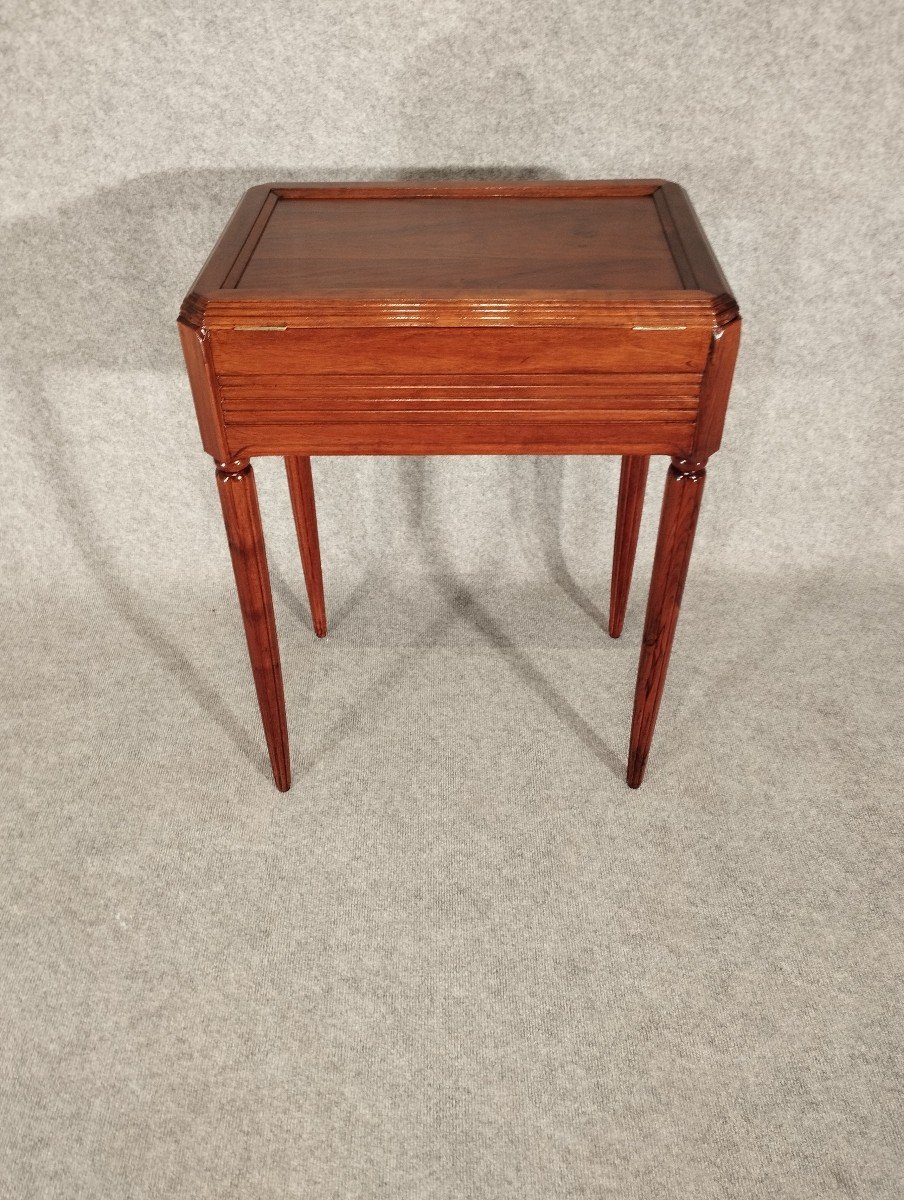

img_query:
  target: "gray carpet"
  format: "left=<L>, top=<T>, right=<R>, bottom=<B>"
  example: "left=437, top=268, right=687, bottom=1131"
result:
left=3, top=0, right=904, bottom=1195
left=3, top=548, right=903, bottom=1198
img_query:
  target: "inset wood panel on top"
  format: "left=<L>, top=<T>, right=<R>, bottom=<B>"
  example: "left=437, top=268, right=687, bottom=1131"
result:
left=234, top=197, right=685, bottom=294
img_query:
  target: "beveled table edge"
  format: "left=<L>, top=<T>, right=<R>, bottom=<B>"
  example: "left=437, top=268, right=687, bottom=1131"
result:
left=179, top=179, right=739, bottom=332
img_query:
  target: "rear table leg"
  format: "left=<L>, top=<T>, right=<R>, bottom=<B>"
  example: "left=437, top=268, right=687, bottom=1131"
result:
left=285, top=455, right=327, bottom=638
left=609, top=454, right=649, bottom=638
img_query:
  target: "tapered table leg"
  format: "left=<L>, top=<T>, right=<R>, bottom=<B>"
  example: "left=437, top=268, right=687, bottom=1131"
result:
left=609, top=455, right=649, bottom=638
left=285, top=456, right=327, bottom=638
left=216, top=458, right=291, bottom=791
left=627, top=456, right=707, bottom=788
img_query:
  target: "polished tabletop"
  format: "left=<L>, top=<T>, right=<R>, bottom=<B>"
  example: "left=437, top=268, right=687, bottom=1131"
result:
left=233, top=195, right=685, bottom=293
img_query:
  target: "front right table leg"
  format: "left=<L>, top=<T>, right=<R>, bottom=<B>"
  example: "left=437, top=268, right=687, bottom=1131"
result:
left=627, top=455, right=708, bottom=788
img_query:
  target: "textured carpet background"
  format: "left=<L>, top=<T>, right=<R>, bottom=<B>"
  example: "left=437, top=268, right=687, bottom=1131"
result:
left=2, top=1, right=903, bottom=1197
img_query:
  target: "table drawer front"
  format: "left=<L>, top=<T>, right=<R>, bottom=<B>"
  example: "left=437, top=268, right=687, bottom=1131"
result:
left=221, top=411, right=697, bottom=457
left=210, top=325, right=711, bottom=377
left=216, top=374, right=699, bottom=458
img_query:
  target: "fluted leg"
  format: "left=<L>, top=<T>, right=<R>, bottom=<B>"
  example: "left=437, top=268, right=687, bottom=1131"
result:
left=627, top=456, right=707, bottom=788
left=609, top=455, right=649, bottom=638
left=216, top=458, right=291, bottom=791
left=285, top=456, right=327, bottom=638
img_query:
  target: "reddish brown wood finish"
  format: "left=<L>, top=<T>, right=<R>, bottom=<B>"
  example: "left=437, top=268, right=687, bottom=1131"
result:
left=609, top=455, right=650, bottom=639
left=180, top=182, right=736, bottom=465
left=215, top=459, right=290, bottom=791
left=178, top=180, right=741, bottom=790
left=217, top=371, right=699, bottom=456
left=285, top=456, right=327, bottom=638
left=217, top=376, right=699, bottom=457
left=177, top=320, right=229, bottom=461
left=692, top=315, right=742, bottom=457
left=210, top=325, right=710, bottom=377
left=627, top=456, right=708, bottom=788
left=238, top=197, right=685, bottom=292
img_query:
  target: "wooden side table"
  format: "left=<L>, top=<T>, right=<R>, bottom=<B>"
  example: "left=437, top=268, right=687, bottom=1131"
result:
left=178, top=180, right=741, bottom=792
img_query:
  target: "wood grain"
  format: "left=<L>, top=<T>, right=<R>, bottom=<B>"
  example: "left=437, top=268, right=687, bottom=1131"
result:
left=627, top=456, right=707, bottom=788
left=177, top=319, right=229, bottom=461
left=217, top=372, right=702, bottom=402
left=653, top=182, right=735, bottom=304
left=237, top=196, right=684, bottom=292
left=215, top=459, right=290, bottom=791
left=197, top=294, right=727, bottom=331
left=692, top=315, right=742, bottom=457
left=210, top=326, right=711, bottom=378
left=609, top=455, right=650, bottom=638
left=222, top=190, right=280, bottom=289
left=178, top=179, right=742, bottom=790
left=221, top=415, right=696, bottom=459
left=216, top=367, right=701, bottom=459
left=179, top=179, right=737, bottom=334
left=285, top=456, right=327, bottom=638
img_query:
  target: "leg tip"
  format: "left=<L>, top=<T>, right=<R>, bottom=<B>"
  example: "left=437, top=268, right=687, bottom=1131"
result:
left=626, top=754, right=646, bottom=789
left=271, top=751, right=291, bottom=792
left=314, top=624, right=327, bottom=638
